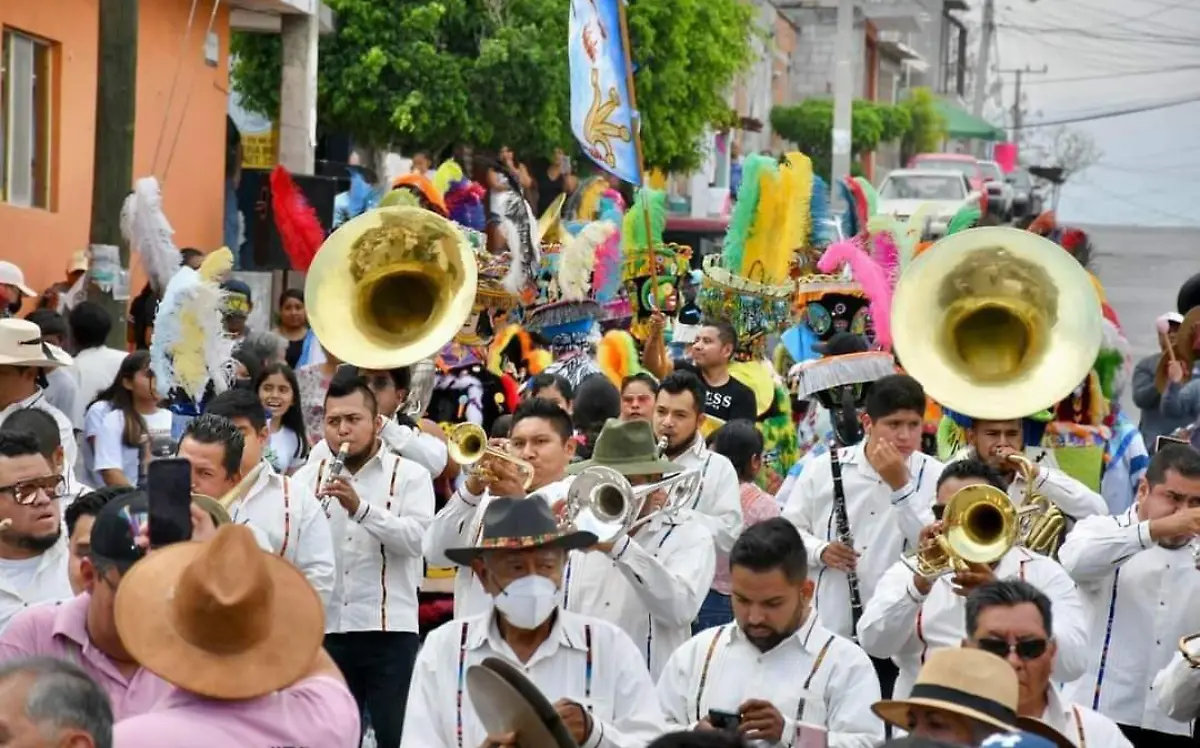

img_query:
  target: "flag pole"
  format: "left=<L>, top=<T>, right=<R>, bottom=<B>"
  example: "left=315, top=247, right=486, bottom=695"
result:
left=614, top=0, right=661, bottom=306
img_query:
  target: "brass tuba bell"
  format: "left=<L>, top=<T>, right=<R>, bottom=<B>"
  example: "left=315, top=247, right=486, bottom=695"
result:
left=903, top=483, right=1019, bottom=579
left=305, top=206, right=478, bottom=370
left=890, top=227, right=1103, bottom=420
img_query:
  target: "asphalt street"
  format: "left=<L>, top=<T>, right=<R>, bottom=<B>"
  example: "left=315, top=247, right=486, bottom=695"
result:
left=1090, top=224, right=1199, bottom=417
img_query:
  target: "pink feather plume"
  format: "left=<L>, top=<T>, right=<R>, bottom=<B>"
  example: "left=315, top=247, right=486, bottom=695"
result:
left=873, top=231, right=900, bottom=286
left=817, top=239, right=893, bottom=350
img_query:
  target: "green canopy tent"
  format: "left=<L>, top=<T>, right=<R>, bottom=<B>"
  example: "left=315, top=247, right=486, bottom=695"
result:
left=934, top=99, right=1006, bottom=142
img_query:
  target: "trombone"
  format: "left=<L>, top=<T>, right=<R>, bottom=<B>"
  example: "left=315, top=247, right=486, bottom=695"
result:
left=562, top=466, right=703, bottom=543
left=442, top=422, right=535, bottom=489
left=903, top=483, right=1019, bottom=579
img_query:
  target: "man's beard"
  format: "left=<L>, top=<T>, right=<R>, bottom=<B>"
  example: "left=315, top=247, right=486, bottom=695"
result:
left=665, top=430, right=698, bottom=458
left=344, top=439, right=378, bottom=472
left=742, top=604, right=807, bottom=653
left=4, top=526, right=62, bottom=554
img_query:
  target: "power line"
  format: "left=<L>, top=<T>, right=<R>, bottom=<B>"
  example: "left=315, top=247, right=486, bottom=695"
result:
left=1014, top=93, right=1200, bottom=130
left=997, top=23, right=1200, bottom=46
left=1078, top=181, right=1199, bottom=226
left=1023, top=64, right=1200, bottom=86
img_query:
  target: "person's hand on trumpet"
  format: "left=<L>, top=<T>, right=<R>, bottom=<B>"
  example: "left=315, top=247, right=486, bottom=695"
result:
left=465, top=446, right=530, bottom=498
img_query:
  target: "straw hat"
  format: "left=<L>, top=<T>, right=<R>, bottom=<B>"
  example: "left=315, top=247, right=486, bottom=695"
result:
left=114, top=524, right=325, bottom=700
left=0, top=319, right=72, bottom=368
left=444, top=497, right=597, bottom=566
left=872, top=648, right=1021, bottom=734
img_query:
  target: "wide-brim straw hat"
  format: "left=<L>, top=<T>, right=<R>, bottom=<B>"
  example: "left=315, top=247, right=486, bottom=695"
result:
left=444, top=496, right=597, bottom=566
left=0, top=319, right=72, bottom=368
left=114, top=524, right=325, bottom=700
left=872, top=648, right=1021, bottom=734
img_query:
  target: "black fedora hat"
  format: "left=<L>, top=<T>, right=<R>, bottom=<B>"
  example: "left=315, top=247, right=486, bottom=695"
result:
left=444, top=497, right=597, bottom=566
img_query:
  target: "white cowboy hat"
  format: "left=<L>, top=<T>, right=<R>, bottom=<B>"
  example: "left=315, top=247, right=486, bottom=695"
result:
left=0, top=261, right=35, bottom=297
left=0, top=319, right=72, bottom=368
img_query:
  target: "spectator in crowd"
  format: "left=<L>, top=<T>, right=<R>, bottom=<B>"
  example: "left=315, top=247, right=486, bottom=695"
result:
left=0, top=656, right=113, bottom=748
left=24, top=309, right=83, bottom=432
left=68, top=302, right=127, bottom=413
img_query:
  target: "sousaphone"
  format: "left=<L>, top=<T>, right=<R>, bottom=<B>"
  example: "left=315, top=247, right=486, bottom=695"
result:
left=306, top=206, right=478, bottom=370
left=891, top=227, right=1103, bottom=420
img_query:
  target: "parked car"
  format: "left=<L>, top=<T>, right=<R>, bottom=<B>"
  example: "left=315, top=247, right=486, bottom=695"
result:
left=877, top=169, right=979, bottom=238
left=977, top=160, right=1014, bottom=220
left=1006, top=168, right=1044, bottom=225
left=664, top=216, right=727, bottom=270
left=908, top=153, right=986, bottom=192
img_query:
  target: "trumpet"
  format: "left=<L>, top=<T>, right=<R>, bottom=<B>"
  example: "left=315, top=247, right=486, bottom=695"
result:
left=1009, top=453, right=1067, bottom=556
left=563, top=466, right=703, bottom=543
left=903, top=483, right=1019, bottom=579
left=443, top=422, right=535, bottom=490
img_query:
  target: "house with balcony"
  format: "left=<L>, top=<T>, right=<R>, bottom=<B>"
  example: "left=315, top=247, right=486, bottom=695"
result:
left=0, top=0, right=324, bottom=297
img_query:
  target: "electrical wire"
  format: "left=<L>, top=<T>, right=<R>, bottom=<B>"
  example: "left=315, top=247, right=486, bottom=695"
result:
left=152, top=0, right=201, bottom=178
left=997, top=24, right=1200, bottom=46
left=1014, top=93, right=1200, bottom=129
left=1076, top=180, right=1198, bottom=226
left=1022, top=64, right=1200, bottom=86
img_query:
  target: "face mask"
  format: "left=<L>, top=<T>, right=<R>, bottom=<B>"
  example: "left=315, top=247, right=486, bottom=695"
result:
left=492, top=574, right=559, bottom=630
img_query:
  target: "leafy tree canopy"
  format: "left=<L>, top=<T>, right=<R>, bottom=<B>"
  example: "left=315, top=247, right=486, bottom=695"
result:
left=770, top=98, right=905, bottom=180
left=231, top=0, right=755, bottom=172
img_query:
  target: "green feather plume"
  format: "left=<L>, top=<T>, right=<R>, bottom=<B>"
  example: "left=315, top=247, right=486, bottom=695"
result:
left=622, top=189, right=667, bottom=254
left=854, top=177, right=878, bottom=217
left=378, top=189, right=421, bottom=209
left=721, top=154, right=772, bottom=273
left=945, top=204, right=981, bottom=236
left=1093, top=349, right=1124, bottom=400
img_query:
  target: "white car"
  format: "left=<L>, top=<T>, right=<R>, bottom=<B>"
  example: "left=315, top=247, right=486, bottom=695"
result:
left=877, top=169, right=979, bottom=238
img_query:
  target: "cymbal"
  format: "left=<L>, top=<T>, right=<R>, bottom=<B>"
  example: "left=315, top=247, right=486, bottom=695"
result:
left=466, top=657, right=578, bottom=748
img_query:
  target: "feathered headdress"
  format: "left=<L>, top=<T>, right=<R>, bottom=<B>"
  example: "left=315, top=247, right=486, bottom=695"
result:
left=120, top=176, right=180, bottom=292
left=817, top=239, right=893, bottom=350
left=620, top=188, right=692, bottom=339
left=269, top=166, right=325, bottom=273
left=390, top=173, right=447, bottom=216
left=487, top=324, right=551, bottom=381
left=433, top=160, right=464, bottom=197
left=445, top=180, right=487, bottom=232
left=497, top=191, right=540, bottom=298
left=150, top=248, right=235, bottom=403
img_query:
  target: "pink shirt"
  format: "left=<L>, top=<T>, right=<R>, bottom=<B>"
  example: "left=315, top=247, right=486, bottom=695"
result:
left=0, top=594, right=171, bottom=719
left=112, top=676, right=361, bottom=748
left=713, top=482, right=781, bottom=595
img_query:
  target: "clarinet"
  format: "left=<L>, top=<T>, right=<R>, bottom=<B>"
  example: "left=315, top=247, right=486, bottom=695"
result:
left=829, top=442, right=863, bottom=636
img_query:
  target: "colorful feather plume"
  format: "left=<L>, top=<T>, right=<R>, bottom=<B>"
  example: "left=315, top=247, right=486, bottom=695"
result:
left=120, top=176, right=180, bottom=292
left=739, top=158, right=787, bottom=282
left=559, top=221, right=615, bottom=302
left=721, top=155, right=773, bottom=275
left=945, top=204, right=981, bottom=236
left=269, top=165, right=325, bottom=273
left=774, top=152, right=813, bottom=282
left=836, top=179, right=858, bottom=239
left=496, top=192, right=540, bottom=296
left=809, top=176, right=831, bottom=247
left=844, top=177, right=871, bottom=236
left=444, top=180, right=487, bottom=231
left=391, top=173, right=447, bottom=215
left=597, top=329, right=644, bottom=388
left=564, top=176, right=611, bottom=222
left=817, top=239, right=893, bottom=349
left=592, top=190, right=625, bottom=303
left=432, top=160, right=463, bottom=196
left=150, top=247, right=234, bottom=403
left=622, top=189, right=667, bottom=256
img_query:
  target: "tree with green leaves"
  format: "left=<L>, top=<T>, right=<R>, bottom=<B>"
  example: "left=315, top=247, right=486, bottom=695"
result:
left=898, top=87, right=946, bottom=163
left=769, top=98, right=908, bottom=180
left=231, top=0, right=755, bottom=172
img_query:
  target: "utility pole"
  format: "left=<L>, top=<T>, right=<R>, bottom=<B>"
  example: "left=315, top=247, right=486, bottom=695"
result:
left=831, top=0, right=855, bottom=210
left=999, top=64, right=1048, bottom=145
left=971, top=0, right=994, bottom=118
left=88, top=0, right=139, bottom=348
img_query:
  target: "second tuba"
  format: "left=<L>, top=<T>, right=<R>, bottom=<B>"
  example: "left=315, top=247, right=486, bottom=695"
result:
left=305, top=206, right=478, bottom=370
left=903, top=483, right=1019, bottom=579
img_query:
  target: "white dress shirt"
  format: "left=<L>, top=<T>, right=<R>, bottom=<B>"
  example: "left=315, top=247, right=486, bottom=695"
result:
left=401, top=609, right=666, bottom=748
left=657, top=614, right=884, bottom=748
left=783, top=443, right=942, bottom=639
left=1152, top=650, right=1200, bottom=722
left=562, top=513, right=715, bottom=678
left=0, top=390, right=79, bottom=487
left=1058, top=507, right=1200, bottom=736
left=309, top=417, right=448, bottom=478
left=294, top=445, right=434, bottom=634
left=423, top=478, right=573, bottom=618
left=1039, top=683, right=1133, bottom=748
left=0, top=537, right=72, bottom=633
left=225, top=462, right=336, bottom=604
left=668, top=435, right=744, bottom=556
left=857, top=546, right=1089, bottom=699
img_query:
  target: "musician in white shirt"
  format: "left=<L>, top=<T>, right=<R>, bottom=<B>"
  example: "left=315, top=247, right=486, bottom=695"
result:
left=1152, top=644, right=1200, bottom=725
left=423, top=398, right=577, bottom=617
left=561, top=418, right=714, bottom=678
left=963, top=579, right=1131, bottom=748
left=293, top=371, right=435, bottom=748
left=1058, top=443, right=1200, bottom=747
left=783, top=375, right=942, bottom=644
left=202, top=388, right=335, bottom=603
left=652, top=371, right=744, bottom=633
left=658, top=518, right=884, bottom=748
left=953, top=416, right=1107, bottom=520
left=307, top=365, right=448, bottom=478
left=402, top=497, right=665, bottom=748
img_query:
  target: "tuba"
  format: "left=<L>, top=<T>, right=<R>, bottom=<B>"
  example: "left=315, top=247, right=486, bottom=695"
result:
left=305, top=206, right=478, bottom=370
left=1009, top=453, right=1067, bottom=556
left=562, top=466, right=703, bottom=543
left=903, top=483, right=1019, bottom=579
left=443, top=422, right=535, bottom=489
left=890, top=227, right=1103, bottom=420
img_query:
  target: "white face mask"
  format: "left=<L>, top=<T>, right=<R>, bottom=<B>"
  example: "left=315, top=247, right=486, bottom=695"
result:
left=492, top=574, right=559, bottom=630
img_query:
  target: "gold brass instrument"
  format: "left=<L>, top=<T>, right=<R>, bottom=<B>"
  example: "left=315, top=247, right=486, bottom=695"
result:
left=902, top=483, right=1019, bottom=579
left=890, top=227, right=1103, bottom=420
left=563, top=466, right=703, bottom=543
left=191, top=494, right=232, bottom=526
left=443, top=422, right=535, bottom=490
left=1008, top=453, right=1068, bottom=556
left=305, top=205, right=479, bottom=370
left=1180, top=633, right=1200, bottom=668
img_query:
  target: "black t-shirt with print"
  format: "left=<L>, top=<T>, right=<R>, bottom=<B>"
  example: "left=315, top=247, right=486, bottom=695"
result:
left=673, top=360, right=759, bottom=423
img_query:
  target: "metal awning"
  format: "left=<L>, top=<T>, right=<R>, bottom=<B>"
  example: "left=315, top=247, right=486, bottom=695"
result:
left=863, top=2, right=928, bottom=34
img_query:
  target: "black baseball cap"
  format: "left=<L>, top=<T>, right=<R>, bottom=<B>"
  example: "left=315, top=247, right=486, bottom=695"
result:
left=90, top=491, right=149, bottom=574
left=814, top=331, right=869, bottom=357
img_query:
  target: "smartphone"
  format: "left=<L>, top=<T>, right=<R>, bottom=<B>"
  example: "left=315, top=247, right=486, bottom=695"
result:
left=708, top=709, right=740, bottom=732
left=148, top=458, right=194, bottom=549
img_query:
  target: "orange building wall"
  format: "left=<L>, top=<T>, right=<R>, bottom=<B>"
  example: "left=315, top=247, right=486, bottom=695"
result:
left=0, top=0, right=230, bottom=304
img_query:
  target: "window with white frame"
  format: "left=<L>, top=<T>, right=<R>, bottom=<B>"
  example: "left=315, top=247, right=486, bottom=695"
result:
left=1, top=28, right=54, bottom=209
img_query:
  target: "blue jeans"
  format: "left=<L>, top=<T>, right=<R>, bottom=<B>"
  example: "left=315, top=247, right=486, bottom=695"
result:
left=692, top=588, right=733, bottom=635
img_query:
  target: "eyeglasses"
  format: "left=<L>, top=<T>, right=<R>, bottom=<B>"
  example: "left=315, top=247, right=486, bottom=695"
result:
left=0, top=475, right=67, bottom=505
left=975, top=637, right=1049, bottom=660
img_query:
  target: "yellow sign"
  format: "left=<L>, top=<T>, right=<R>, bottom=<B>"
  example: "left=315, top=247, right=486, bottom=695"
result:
left=242, top=130, right=278, bottom=170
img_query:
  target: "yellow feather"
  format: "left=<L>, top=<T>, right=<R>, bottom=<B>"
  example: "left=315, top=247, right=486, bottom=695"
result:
left=740, top=164, right=783, bottom=282
left=199, top=247, right=234, bottom=282
left=771, top=152, right=813, bottom=284
left=576, top=178, right=610, bottom=221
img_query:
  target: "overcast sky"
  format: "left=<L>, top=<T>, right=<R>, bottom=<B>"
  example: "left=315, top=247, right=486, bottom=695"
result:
left=975, top=0, right=1200, bottom=226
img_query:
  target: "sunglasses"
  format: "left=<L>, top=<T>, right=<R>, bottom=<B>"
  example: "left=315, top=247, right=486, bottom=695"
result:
left=0, top=475, right=66, bottom=505
left=975, top=637, right=1049, bottom=660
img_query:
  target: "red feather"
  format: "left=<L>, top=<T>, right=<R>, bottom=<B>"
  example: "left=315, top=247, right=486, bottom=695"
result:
left=844, top=178, right=869, bottom=237
left=270, top=165, right=326, bottom=272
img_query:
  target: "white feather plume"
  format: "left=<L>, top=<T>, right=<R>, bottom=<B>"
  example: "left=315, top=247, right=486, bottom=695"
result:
left=120, top=176, right=181, bottom=292
left=149, top=249, right=234, bottom=402
left=559, top=221, right=616, bottom=302
left=497, top=191, right=540, bottom=295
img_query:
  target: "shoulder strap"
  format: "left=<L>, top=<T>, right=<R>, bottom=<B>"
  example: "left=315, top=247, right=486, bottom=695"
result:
left=694, top=625, right=729, bottom=721
left=278, top=477, right=292, bottom=557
